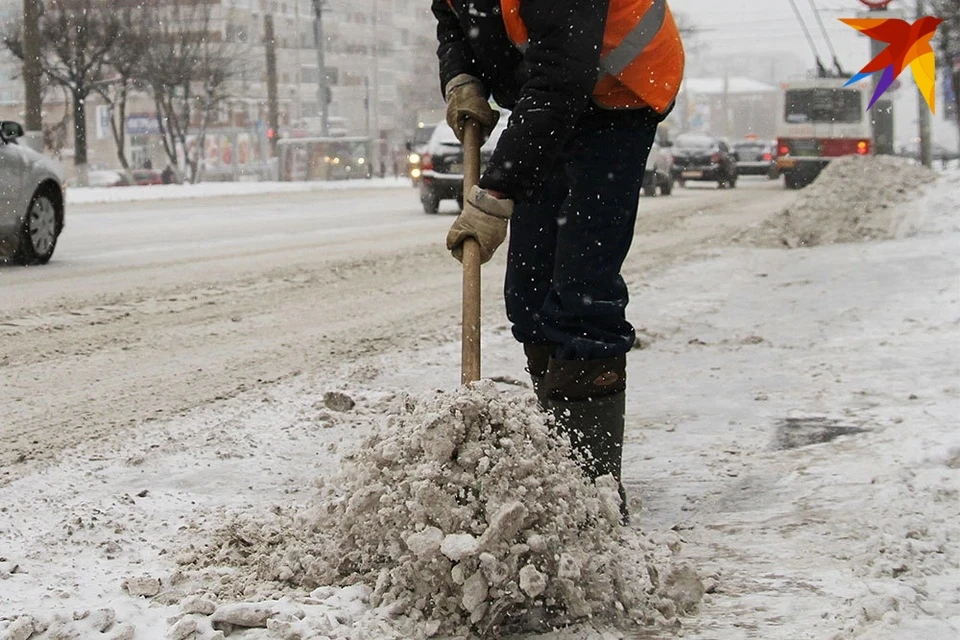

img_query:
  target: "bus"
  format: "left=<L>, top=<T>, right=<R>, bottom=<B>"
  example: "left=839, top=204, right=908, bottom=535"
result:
left=775, top=76, right=873, bottom=189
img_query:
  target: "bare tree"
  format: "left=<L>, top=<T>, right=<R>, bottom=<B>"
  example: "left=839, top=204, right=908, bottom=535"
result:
left=142, top=0, right=239, bottom=183
left=42, top=85, right=74, bottom=160
left=3, top=0, right=120, bottom=184
left=95, top=3, right=154, bottom=172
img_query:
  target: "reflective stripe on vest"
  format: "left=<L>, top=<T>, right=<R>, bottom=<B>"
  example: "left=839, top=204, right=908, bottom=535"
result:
left=601, top=0, right=666, bottom=78
left=499, top=0, right=684, bottom=112
left=501, top=0, right=527, bottom=49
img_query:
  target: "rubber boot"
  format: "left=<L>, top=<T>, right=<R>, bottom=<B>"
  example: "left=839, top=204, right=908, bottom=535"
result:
left=544, top=354, right=629, bottom=524
left=523, top=343, right=555, bottom=409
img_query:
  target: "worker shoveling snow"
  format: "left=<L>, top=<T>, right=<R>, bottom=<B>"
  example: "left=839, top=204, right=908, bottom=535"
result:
left=167, top=380, right=702, bottom=639
left=737, top=154, right=939, bottom=249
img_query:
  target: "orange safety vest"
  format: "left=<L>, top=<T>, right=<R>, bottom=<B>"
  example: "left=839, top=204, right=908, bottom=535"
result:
left=498, top=0, right=685, bottom=113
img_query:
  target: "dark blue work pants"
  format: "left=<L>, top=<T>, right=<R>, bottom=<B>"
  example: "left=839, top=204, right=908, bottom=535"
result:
left=504, top=108, right=659, bottom=361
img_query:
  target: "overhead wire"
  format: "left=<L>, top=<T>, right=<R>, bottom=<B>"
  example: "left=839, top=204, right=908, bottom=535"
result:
left=785, top=0, right=828, bottom=76
left=806, top=0, right=848, bottom=76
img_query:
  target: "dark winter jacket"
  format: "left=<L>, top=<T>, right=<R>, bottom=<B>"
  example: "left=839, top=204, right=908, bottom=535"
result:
left=432, top=0, right=667, bottom=198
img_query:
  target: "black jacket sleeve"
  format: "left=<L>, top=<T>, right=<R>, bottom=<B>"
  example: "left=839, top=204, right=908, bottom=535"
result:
left=431, top=0, right=484, bottom=97
left=479, top=0, right=610, bottom=198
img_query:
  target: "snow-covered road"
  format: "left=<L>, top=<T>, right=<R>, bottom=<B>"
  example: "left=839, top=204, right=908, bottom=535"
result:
left=2, top=166, right=957, bottom=640
left=0, top=180, right=790, bottom=484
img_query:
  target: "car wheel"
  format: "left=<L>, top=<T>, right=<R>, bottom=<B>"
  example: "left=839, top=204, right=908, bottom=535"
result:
left=14, top=192, right=59, bottom=265
left=422, top=193, right=440, bottom=214
left=660, top=174, right=673, bottom=196
left=642, top=183, right=657, bottom=197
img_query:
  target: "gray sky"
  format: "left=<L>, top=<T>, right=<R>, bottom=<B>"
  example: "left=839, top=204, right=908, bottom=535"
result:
left=668, top=0, right=958, bottom=147
left=668, top=0, right=897, bottom=66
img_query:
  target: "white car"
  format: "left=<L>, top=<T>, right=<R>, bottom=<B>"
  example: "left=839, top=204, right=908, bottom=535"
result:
left=642, top=132, right=675, bottom=197
left=0, top=121, right=65, bottom=265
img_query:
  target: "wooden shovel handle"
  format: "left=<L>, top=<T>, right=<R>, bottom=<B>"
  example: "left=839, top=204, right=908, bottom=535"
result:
left=461, top=120, right=482, bottom=385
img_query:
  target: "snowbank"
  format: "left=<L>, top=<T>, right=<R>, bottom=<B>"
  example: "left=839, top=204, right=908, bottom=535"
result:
left=66, top=177, right=411, bottom=205
left=171, top=381, right=699, bottom=638
left=737, top=154, right=939, bottom=248
left=2, top=165, right=958, bottom=640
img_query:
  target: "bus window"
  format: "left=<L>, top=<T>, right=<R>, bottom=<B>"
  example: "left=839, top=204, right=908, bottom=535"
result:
left=784, top=89, right=862, bottom=124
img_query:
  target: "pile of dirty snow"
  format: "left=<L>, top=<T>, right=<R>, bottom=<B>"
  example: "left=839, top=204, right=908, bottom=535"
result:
left=737, top=154, right=939, bottom=248
left=165, top=381, right=701, bottom=638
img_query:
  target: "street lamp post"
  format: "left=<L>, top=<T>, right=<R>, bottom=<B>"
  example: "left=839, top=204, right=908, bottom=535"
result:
left=311, top=0, right=329, bottom=137
left=22, top=0, right=43, bottom=151
left=370, top=0, right=381, bottom=171
left=858, top=0, right=898, bottom=155
left=915, top=0, right=932, bottom=167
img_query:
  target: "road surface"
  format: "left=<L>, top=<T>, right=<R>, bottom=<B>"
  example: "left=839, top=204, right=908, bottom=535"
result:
left=0, top=180, right=792, bottom=485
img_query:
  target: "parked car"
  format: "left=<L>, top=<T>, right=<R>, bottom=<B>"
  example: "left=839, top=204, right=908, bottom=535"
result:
left=670, top=133, right=738, bottom=188
left=642, top=129, right=675, bottom=197
left=418, top=114, right=510, bottom=214
left=90, top=170, right=134, bottom=188
left=0, top=121, right=65, bottom=265
left=733, top=138, right=780, bottom=179
left=67, top=170, right=134, bottom=188
left=132, top=168, right=164, bottom=186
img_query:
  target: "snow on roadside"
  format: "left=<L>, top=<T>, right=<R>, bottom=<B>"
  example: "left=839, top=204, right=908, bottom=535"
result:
left=0, top=368, right=700, bottom=639
left=170, top=381, right=700, bottom=638
left=66, top=177, right=411, bottom=205
left=2, top=168, right=959, bottom=640
left=625, top=170, right=960, bottom=639
left=735, top=155, right=939, bottom=248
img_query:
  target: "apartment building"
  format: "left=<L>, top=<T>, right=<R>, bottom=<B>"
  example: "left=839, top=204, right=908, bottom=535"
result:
left=1, top=0, right=443, bottom=178
left=214, top=0, right=443, bottom=165
left=0, top=0, right=24, bottom=107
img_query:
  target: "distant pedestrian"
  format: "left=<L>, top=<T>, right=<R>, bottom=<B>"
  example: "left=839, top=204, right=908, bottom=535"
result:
left=161, top=165, right=175, bottom=185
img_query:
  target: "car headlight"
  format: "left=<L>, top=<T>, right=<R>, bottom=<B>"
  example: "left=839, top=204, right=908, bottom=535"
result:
left=408, top=153, right=420, bottom=164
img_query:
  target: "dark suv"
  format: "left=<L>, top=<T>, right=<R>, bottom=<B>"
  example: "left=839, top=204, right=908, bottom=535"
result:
left=670, top=133, right=738, bottom=189
left=418, top=116, right=508, bottom=214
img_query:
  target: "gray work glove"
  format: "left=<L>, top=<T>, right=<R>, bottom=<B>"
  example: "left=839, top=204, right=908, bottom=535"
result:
left=444, top=74, right=500, bottom=143
left=446, top=185, right=514, bottom=264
